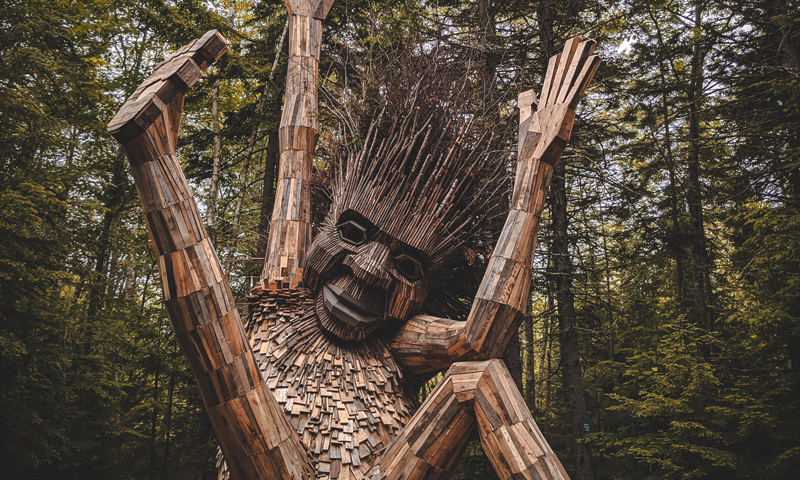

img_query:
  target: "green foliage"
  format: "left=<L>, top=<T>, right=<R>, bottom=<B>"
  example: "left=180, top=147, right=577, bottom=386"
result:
left=0, top=0, right=218, bottom=478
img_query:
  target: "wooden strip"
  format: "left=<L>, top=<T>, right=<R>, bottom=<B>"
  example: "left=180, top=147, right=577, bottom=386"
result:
left=548, top=37, right=582, bottom=108
left=555, top=38, right=590, bottom=104
left=567, top=55, right=601, bottom=110
left=264, top=12, right=325, bottom=284
left=537, top=54, right=560, bottom=109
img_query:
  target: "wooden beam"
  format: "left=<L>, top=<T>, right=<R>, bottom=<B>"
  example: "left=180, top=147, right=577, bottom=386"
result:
left=390, top=38, right=601, bottom=370
left=262, top=1, right=334, bottom=285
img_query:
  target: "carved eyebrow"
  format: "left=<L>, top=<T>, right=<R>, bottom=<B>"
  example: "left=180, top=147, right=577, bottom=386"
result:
left=336, top=210, right=376, bottom=231
left=335, top=210, right=432, bottom=262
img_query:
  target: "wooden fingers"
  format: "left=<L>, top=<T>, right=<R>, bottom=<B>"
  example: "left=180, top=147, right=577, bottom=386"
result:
left=108, top=30, right=228, bottom=144
left=536, top=37, right=599, bottom=112
left=537, top=53, right=561, bottom=110
left=556, top=40, right=595, bottom=105
left=567, top=54, right=601, bottom=110
left=548, top=36, right=583, bottom=108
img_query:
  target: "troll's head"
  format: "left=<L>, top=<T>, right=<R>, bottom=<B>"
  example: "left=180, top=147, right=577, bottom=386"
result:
left=304, top=108, right=508, bottom=341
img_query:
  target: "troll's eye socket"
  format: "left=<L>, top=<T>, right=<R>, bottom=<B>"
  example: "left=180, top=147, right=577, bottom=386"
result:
left=337, top=220, right=368, bottom=246
left=394, top=253, right=424, bottom=281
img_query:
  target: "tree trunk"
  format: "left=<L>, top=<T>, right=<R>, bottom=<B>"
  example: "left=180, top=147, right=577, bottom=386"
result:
left=650, top=8, right=687, bottom=311
left=542, top=282, right=553, bottom=427
left=767, top=0, right=800, bottom=204
left=539, top=1, right=595, bottom=478
left=87, top=150, right=127, bottom=320
left=223, top=143, right=252, bottom=276
left=207, top=1, right=235, bottom=245
left=476, top=0, right=499, bottom=109
left=163, top=371, right=175, bottom=478
left=149, top=355, right=160, bottom=479
left=768, top=0, right=800, bottom=72
left=550, top=161, right=595, bottom=480
left=208, top=78, right=222, bottom=245
left=524, top=311, right=536, bottom=408
left=685, top=5, right=714, bottom=332
left=504, top=331, right=524, bottom=392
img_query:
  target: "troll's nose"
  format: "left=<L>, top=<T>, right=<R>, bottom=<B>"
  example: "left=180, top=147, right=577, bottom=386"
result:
left=342, top=242, right=393, bottom=289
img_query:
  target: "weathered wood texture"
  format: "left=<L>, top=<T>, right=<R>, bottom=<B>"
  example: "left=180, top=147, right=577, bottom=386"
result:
left=382, top=39, right=599, bottom=480
left=262, top=0, right=335, bottom=284
left=108, top=31, right=312, bottom=480
left=463, top=36, right=600, bottom=359
left=109, top=19, right=599, bottom=479
left=108, top=31, right=227, bottom=144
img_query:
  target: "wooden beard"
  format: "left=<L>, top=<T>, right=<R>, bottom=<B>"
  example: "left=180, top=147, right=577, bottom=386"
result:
left=238, top=121, right=503, bottom=479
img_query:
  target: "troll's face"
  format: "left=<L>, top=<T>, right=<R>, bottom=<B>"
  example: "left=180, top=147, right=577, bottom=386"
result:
left=303, top=118, right=504, bottom=342
left=305, top=208, right=432, bottom=341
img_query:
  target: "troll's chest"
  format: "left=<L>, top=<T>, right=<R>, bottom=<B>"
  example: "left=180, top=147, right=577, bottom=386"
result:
left=244, top=285, right=419, bottom=478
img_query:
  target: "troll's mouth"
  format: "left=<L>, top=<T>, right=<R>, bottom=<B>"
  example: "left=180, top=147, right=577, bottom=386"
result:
left=322, top=283, right=384, bottom=327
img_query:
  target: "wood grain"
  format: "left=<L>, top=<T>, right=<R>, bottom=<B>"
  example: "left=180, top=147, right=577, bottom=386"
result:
left=390, top=37, right=601, bottom=368
left=112, top=25, right=599, bottom=480
left=231, top=284, right=418, bottom=480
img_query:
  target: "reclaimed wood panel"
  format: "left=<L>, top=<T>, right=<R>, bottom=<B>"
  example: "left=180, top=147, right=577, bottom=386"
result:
left=237, top=283, right=417, bottom=479
left=378, top=359, right=567, bottom=480
left=474, top=360, right=570, bottom=480
left=464, top=37, right=599, bottom=359
left=111, top=22, right=598, bottom=480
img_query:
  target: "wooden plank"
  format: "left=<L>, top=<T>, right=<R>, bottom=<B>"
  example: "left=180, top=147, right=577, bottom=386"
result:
left=108, top=31, right=227, bottom=143
left=549, top=37, right=583, bottom=108
left=116, top=23, right=597, bottom=480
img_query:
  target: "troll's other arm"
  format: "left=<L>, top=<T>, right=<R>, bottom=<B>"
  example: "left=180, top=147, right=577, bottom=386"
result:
left=391, top=37, right=601, bottom=374
left=261, top=0, right=335, bottom=285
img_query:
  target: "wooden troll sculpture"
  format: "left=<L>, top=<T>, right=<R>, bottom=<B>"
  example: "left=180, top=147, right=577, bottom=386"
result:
left=107, top=1, right=600, bottom=478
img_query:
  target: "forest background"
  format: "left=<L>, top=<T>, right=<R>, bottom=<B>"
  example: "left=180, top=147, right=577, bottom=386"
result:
left=1, top=0, right=799, bottom=479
